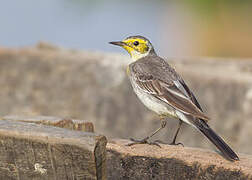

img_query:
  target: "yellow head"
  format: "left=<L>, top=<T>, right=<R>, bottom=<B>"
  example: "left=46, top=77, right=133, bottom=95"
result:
left=109, top=36, right=156, bottom=61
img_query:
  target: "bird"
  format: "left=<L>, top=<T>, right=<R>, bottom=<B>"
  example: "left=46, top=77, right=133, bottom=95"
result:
left=109, top=35, right=239, bottom=161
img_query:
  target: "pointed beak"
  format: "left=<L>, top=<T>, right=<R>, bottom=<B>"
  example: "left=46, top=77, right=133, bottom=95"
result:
left=109, top=41, right=127, bottom=47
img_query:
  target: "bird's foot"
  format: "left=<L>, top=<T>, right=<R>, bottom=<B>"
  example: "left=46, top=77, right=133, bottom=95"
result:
left=154, top=140, right=184, bottom=147
left=169, top=141, right=184, bottom=147
left=126, top=137, right=161, bottom=148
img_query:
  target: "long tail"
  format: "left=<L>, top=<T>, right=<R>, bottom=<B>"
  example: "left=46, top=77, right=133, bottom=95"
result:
left=195, top=119, right=239, bottom=161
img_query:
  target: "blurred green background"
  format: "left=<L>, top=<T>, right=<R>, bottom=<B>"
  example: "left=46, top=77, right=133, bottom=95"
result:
left=1, top=0, right=252, bottom=58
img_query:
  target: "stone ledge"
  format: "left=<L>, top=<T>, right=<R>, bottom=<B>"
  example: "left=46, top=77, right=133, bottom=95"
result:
left=107, top=139, right=252, bottom=179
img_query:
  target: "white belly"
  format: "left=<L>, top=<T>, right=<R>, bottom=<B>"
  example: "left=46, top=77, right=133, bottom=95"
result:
left=130, top=77, right=177, bottom=118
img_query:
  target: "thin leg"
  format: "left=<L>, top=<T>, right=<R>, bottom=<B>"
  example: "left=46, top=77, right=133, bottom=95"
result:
left=147, top=120, right=167, bottom=139
left=154, top=120, right=184, bottom=146
left=127, top=120, right=167, bottom=147
left=170, top=120, right=183, bottom=146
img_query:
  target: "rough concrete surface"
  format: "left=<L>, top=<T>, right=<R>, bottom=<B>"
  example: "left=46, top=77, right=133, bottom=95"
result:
left=107, top=139, right=252, bottom=180
left=0, top=44, right=251, bottom=155
left=0, top=119, right=107, bottom=180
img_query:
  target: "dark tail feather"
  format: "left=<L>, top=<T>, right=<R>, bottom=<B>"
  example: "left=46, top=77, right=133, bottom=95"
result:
left=196, top=120, right=239, bottom=161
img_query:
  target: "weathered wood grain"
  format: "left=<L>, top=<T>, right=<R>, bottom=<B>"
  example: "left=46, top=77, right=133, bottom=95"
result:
left=0, top=120, right=106, bottom=180
left=2, top=115, right=94, bottom=132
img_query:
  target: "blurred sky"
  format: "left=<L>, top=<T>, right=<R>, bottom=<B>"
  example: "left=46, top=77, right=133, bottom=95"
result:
left=0, top=0, right=165, bottom=55
left=0, top=0, right=252, bottom=57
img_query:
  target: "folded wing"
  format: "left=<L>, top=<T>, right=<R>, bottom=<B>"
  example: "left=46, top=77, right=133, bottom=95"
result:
left=133, top=72, right=210, bottom=121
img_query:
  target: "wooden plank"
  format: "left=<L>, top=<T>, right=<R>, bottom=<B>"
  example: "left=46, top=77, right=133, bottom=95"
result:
left=0, top=120, right=106, bottom=180
left=107, top=139, right=252, bottom=180
left=2, top=115, right=94, bottom=132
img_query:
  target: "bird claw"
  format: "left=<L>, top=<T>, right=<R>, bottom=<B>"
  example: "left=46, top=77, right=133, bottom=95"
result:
left=153, top=140, right=184, bottom=147
left=126, top=138, right=161, bottom=148
left=169, top=141, right=184, bottom=147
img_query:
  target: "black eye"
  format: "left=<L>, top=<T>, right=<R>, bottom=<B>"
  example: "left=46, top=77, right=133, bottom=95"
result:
left=133, top=41, right=139, bottom=46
